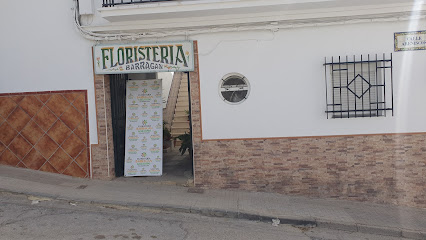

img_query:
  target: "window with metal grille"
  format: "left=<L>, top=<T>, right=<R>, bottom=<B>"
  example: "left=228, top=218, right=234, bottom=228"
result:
left=324, top=54, right=394, bottom=119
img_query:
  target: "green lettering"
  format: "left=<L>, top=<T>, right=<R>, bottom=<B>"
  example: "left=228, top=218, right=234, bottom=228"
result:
left=169, top=46, right=174, bottom=65
left=117, top=47, right=125, bottom=65
left=109, top=48, right=116, bottom=67
left=146, top=47, right=152, bottom=61
left=138, top=47, right=146, bottom=61
left=152, top=46, right=159, bottom=62
left=175, top=45, right=188, bottom=67
left=125, top=47, right=133, bottom=64
left=160, top=46, right=169, bottom=64
left=134, top=47, right=138, bottom=63
left=101, top=48, right=110, bottom=69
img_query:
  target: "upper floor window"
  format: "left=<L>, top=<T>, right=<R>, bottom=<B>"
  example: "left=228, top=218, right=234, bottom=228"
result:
left=324, top=54, right=394, bottom=119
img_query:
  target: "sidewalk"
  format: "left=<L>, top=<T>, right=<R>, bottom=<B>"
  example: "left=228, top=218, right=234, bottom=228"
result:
left=0, top=165, right=424, bottom=239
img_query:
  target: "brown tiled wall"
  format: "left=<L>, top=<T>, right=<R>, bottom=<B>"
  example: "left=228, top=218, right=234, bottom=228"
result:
left=192, top=135, right=426, bottom=208
left=0, top=91, right=90, bottom=178
left=189, top=42, right=426, bottom=208
left=91, top=74, right=115, bottom=180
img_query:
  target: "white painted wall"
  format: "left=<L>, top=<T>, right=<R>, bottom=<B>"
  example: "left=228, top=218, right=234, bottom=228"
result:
left=2, top=0, right=425, bottom=143
left=159, top=73, right=174, bottom=109
left=0, top=1, right=98, bottom=143
left=196, top=20, right=426, bottom=140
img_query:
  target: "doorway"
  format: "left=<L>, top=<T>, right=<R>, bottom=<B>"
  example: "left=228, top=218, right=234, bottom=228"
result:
left=110, top=73, right=193, bottom=186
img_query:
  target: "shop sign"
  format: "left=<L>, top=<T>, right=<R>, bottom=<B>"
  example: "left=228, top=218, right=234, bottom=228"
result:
left=94, top=41, right=194, bottom=74
left=394, top=30, right=426, bottom=51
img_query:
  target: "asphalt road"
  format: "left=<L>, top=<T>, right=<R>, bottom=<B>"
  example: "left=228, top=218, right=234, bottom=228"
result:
left=0, top=191, right=409, bottom=240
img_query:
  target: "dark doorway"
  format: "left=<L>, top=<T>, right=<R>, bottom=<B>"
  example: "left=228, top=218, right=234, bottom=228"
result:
left=110, top=73, right=163, bottom=177
left=110, top=73, right=193, bottom=184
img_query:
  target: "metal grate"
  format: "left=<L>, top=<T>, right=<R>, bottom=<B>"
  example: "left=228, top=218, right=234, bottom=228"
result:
left=324, top=54, right=394, bottom=119
left=103, top=0, right=173, bottom=7
left=110, top=74, right=128, bottom=177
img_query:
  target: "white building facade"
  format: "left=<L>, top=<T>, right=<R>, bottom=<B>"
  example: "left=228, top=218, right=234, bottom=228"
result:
left=0, top=0, right=425, bottom=207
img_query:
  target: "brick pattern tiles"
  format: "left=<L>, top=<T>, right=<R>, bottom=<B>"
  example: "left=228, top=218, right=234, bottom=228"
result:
left=188, top=42, right=426, bottom=208
left=0, top=91, right=90, bottom=178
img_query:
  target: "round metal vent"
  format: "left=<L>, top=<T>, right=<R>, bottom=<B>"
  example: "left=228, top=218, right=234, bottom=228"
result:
left=219, top=73, right=250, bottom=104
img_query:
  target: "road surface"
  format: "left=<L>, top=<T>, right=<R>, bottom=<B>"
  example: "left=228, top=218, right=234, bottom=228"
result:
left=0, top=191, right=409, bottom=240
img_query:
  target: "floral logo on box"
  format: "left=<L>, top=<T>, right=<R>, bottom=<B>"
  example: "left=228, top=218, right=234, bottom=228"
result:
left=128, top=132, right=139, bottom=141
left=149, top=165, right=160, bottom=174
left=151, top=100, right=161, bottom=109
left=136, top=158, right=152, bottom=167
left=150, top=131, right=161, bottom=141
left=150, top=144, right=160, bottom=153
left=129, top=101, right=139, bottom=110
left=137, top=91, right=152, bottom=102
left=129, top=113, right=139, bottom=122
left=137, top=124, right=152, bottom=134
left=128, top=145, right=138, bottom=154
left=129, top=82, right=140, bottom=91
left=150, top=112, right=160, bottom=121
left=151, top=81, right=160, bottom=90
left=127, top=165, right=137, bottom=175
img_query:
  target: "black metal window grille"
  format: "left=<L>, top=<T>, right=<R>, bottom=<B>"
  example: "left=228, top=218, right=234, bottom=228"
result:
left=103, top=0, right=173, bottom=7
left=324, top=54, right=394, bottom=119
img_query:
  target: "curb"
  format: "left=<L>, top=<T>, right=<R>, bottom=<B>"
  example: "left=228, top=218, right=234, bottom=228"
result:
left=316, top=220, right=426, bottom=240
left=0, top=187, right=317, bottom=227
left=1, top=188, right=425, bottom=240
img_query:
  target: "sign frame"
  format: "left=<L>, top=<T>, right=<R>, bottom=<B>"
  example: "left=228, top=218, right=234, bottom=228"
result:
left=394, top=30, right=426, bottom=52
left=93, top=41, right=194, bottom=74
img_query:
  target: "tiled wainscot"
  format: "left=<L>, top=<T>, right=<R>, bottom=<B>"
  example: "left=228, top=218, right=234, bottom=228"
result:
left=0, top=90, right=90, bottom=178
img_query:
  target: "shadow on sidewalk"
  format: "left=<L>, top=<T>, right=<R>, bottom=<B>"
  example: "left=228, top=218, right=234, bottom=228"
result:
left=114, top=149, right=193, bottom=187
